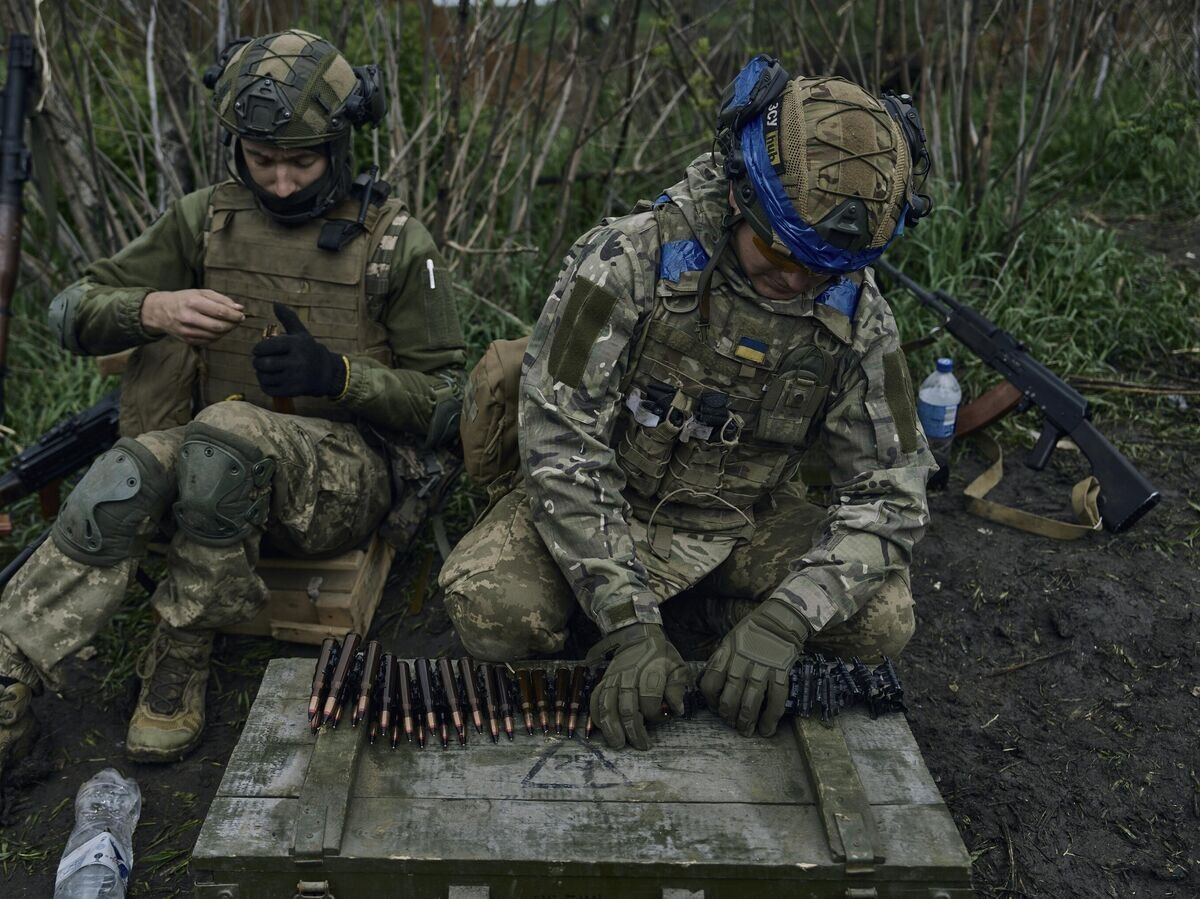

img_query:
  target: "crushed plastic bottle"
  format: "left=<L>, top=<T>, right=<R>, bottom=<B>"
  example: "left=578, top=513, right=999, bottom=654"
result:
left=54, top=768, right=142, bottom=899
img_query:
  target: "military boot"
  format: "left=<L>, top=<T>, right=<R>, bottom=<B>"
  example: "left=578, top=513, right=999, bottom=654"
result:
left=126, top=623, right=213, bottom=763
left=0, top=679, right=40, bottom=780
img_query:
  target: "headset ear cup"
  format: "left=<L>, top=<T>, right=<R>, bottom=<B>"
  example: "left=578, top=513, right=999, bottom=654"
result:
left=348, top=65, right=386, bottom=128
left=908, top=192, right=932, bottom=226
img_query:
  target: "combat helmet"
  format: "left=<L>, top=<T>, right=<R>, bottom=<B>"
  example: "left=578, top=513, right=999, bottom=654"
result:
left=205, top=30, right=385, bottom=224
left=715, top=56, right=932, bottom=274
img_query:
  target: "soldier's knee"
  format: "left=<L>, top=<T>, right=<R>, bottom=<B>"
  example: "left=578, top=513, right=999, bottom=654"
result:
left=866, top=571, right=916, bottom=658
left=874, top=603, right=915, bottom=658
left=444, top=578, right=568, bottom=663
left=192, top=400, right=274, bottom=433
left=173, top=421, right=276, bottom=547
left=52, top=437, right=173, bottom=565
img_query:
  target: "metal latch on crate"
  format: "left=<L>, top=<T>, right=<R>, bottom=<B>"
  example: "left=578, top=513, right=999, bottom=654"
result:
left=296, top=882, right=335, bottom=899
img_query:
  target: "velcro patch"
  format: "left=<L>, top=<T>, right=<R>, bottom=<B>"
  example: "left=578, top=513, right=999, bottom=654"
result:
left=882, top=350, right=920, bottom=454
left=547, top=277, right=620, bottom=388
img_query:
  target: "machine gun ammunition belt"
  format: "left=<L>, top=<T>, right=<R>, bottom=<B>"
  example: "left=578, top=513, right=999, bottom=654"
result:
left=306, top=632, right=907, bottom=751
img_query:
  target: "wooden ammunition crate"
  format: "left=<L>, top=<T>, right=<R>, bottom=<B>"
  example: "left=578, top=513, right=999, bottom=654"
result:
left=219, top=537, right=395, bottom=645
left=191, top=658, right=972, bottom=898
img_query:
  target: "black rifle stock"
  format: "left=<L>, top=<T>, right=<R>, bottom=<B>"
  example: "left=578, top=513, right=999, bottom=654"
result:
left=0, top=34, right=38, bottom=423
left=875, top=259, right=1160, bottom=533
left=0, top=390, right=121, bottom=509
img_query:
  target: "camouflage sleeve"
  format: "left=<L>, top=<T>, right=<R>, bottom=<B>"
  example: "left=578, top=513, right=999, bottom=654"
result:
left=336, top=215, right=466, bottom=437
left=771, top=273, right=935, bottom=634
left=52, top=188, right=214, bottom=356
left=519, top=218, right=662, bottom=634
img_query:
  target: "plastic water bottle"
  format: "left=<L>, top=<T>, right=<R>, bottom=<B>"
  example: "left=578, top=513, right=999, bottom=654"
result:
left=54, top=769, right=142, bottom=899
left=917, top=357, right=962, bottom=451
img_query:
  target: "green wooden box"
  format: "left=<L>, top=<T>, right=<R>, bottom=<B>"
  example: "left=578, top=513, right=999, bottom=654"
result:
left=191, top=658, right=971, bottom=898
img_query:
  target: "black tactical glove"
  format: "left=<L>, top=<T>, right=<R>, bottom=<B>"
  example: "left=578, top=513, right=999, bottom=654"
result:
left=700, top=597, right=810, bottom=738
left=585, top=622, right=692, bottom=751
left=252, top=303, right=347, bottom=398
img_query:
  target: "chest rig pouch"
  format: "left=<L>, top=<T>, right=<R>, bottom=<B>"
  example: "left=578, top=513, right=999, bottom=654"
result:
left=614, top=203, right=853, bottom=527
left=201, top=183, right=400, bottom=421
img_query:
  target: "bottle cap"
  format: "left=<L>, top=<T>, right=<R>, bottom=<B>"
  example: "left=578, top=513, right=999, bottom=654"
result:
left=936, top=358, right=953, bottom=373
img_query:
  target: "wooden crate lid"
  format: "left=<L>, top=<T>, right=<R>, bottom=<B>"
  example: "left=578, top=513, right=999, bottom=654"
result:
left=194, top=659, right=971, bottom=889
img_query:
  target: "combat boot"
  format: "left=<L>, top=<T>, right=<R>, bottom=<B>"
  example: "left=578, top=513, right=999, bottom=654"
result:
left=126, top=623, right=213, bottom=763
left=0, top=680, right=40, bottom=779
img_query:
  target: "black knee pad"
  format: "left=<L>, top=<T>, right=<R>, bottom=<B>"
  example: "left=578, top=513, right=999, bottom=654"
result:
left=172, top=421, right=276, bottom=547
left=52, top=437, right=172, bottom=565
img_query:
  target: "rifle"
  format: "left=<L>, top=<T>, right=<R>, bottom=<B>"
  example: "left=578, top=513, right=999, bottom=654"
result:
left=0, top=34, right=38, bottom=424
left=0, top=391, right=121, bottom=510
left=875, top=259, right=1160, bottom=533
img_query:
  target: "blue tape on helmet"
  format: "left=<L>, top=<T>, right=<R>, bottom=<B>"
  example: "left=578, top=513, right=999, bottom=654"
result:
left=726, top=55, right=772, bottom=112
left=740, top=112, right=903, bottom=274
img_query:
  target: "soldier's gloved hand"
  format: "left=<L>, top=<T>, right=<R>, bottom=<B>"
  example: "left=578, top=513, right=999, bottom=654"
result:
left=585, top=623, right=691, bottom=751
left=700, top=597, right=810, bottom=738
left=252, top=303, right=346, bottom=398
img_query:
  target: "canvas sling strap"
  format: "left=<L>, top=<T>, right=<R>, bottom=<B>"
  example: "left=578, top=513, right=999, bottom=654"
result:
left=962, top=430, right=1102, bottom=540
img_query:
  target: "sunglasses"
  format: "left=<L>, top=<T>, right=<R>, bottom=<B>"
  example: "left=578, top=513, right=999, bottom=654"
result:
left=752, top=234, right=814, bottom=274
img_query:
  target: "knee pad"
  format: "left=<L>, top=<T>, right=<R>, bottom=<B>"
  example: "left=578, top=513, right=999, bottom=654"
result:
left=172, top=421, right=276, bottom=547
left=53, top=437, right=172, bottom=565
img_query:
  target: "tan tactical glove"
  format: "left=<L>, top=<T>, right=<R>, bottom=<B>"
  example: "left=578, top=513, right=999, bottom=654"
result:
left=700, top=597, right=810, bottom=738
left=586, top=623, right=691, bottom=750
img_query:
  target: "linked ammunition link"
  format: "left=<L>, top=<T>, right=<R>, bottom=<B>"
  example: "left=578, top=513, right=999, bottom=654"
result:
left=306, top=632, right=907, bottom=750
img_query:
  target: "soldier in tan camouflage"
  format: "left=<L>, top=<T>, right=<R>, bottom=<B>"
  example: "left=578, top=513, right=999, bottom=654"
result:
left=441, top=58, right=935, bottom=749
left=0, top=31, right=464, bottom=775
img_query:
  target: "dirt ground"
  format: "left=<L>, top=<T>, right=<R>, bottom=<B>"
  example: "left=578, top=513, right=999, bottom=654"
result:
left=1, top=428, right=1195, bottom=898
left=1, top=223, right=1197, bottom=897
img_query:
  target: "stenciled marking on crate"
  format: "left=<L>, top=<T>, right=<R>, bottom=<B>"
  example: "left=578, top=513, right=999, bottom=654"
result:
left=520, top=739, right=632, bottom=790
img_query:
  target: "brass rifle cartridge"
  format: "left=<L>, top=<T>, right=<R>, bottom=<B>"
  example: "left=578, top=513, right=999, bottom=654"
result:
left=308, top=637, right=338, bottom=727
left=376, top=653, right=396, bottom=744
left=353, top=640, right=383, bottom=727
left=494, top=667, right=515, bottom=741
left=459, top=658, right=483, bottom=734
left=516, top=669, right=536, bottom=735
left=532, top=668, right=550, bottom=735
left=567, top=665, right=586, bottom=738
left=415, top=657, right=438, bottom=735
left=333, top=649, right=365, bottom=728
left=322, top=632, right=360, bottom=727
left=438, top=657, right=466, bottom=745
left=397, top=659, right=415, bottom=745
left=261, top=322, right=295, bottom=415
left=554, top=667, right=571, bottom=734
left=478, top=663, right=501, bottom=743
left=583, top=667, right=598, bottom=740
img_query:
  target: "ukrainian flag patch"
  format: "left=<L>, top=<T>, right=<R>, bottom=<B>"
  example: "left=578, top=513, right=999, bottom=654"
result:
left=734, top=336, right=768, bottom=365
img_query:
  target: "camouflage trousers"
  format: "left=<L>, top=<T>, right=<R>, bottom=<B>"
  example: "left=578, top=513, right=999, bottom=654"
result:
left=0, top=401, right=391, bottom=691
left=441, top=481, right=915, bottom=663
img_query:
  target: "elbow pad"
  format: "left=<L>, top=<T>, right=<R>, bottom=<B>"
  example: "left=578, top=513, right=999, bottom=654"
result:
left=48, top=282, right=87, bottom=354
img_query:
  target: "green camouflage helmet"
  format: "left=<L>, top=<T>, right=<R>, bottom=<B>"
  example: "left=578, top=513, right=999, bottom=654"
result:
left=771, top=76, right=910, bottom=252
left=211, top=30, right=376, bottom=148
left=723, top=61, right=920, bottom=274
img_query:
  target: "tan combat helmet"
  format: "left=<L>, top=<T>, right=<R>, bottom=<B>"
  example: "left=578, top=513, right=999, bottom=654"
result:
left=205, top=30, right=385, bottom=223
left=716, top=56, right=931, bottom=274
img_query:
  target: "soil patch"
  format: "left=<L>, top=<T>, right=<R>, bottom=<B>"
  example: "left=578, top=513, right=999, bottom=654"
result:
left=1, top=428, right=1196, bottom=897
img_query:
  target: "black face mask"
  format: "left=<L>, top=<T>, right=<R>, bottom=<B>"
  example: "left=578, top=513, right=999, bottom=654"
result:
left=233, top=136, right=353, bottom=226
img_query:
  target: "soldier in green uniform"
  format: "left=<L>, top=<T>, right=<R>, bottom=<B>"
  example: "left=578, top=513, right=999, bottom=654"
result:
left=0, top=31, right=464, bottom=774
left=441, top=59, right=934, bottom=749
